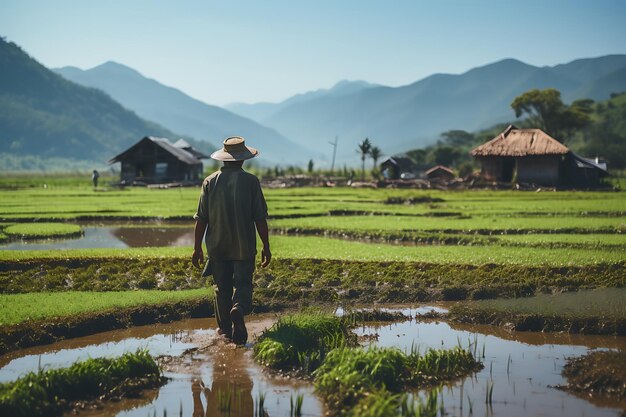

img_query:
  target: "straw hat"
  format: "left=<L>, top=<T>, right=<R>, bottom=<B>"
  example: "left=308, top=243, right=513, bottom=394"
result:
left=210, top=136, right=259, bottom=161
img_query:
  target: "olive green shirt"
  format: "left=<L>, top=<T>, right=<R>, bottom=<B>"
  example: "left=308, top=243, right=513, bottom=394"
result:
left=194, top=166, right=268, bottom=261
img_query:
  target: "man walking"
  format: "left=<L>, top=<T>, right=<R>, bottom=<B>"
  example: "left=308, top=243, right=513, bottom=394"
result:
left=192, top=137, right=271, bottom=345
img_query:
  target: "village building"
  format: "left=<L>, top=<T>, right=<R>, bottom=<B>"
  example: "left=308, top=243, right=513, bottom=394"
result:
left=109, top=136, right=209, bottom=184
left=470, top=125, right=608, bottom=187
left=380, top=156, right=418, bottom=179
left=424, top=165, right=456, bottom=182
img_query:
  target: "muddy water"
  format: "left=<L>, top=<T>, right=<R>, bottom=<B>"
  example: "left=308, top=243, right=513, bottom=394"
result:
left=0, top=225, right=194, bottom=250
left=1, top=308, right=625, bottom=416
left=356, top=307, right=626, bottom=417
left=0, top=315, right=321, bottom=417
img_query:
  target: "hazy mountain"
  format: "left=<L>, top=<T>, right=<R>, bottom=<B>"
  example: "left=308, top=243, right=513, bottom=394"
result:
left=234, top=55, right=626, bottom=164
left=0, top=38, right=175, bottom=165
left=55, top=62, right=317, bottom=164
left=226, top=80, right=379, bottom=123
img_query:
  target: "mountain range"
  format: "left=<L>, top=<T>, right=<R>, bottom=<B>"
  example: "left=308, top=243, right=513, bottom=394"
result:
left=54, top=62, right=317, bottom=165
left=0, top=38, right=176, bottom=165
left=2, top=34, right=625, bottom=170
left=222, top=55, right=626, bottom=162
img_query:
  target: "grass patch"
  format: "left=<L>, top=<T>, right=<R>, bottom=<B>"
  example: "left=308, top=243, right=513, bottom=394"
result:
left=253, top=312, right=352, bottom=373
left=448, top=288, right=626, bottom=335
left=314, top=346, right=481, bottom=417
left=3, top=257, right=623, bottom=304
left=0, top=350, right=164, bottom=417
left=2, top=236, right=622, bottom=265
left=271, top=214, right=625, bottom=234
left=561, top=350, right=626, bottom=400
left=253, top=311, right=482, bottom=417
left=496, top=233, right=626, bottom=249
left=3, top=222, right=82, bottom=240
left=0, top=289, right=212, bottom=326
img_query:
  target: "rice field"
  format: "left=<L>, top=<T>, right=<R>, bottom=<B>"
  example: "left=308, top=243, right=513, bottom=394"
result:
left=0, top=289, right=212, bottom=326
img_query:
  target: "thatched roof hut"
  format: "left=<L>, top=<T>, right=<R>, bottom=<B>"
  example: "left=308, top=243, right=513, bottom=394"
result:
left=470, top=125, right=607, bottom=187
left=471, top=125, right=569, bottom=157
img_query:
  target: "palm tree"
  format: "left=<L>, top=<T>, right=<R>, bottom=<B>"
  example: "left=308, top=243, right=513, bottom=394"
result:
left=370, top=146, right=382, bottom=170
left=357, top=138, right=372, bottom=181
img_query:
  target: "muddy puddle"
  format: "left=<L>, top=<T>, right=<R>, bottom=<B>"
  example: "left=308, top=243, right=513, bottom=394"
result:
left=356, top=307, right=626, bottom=417
left=1, top=307, right=624, bottom=416
left=0, top=224, right=194, bottom=250
left=0, top=314, right=322, bottom=417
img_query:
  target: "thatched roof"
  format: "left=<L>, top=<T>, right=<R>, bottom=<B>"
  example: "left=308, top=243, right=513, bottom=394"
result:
left=471, top=125, right=569, bottom=157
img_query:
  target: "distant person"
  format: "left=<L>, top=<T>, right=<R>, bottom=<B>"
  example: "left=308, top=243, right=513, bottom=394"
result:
left=92, top=170, right=100, bottom=188
left=192, top=137, right=271, bottom=345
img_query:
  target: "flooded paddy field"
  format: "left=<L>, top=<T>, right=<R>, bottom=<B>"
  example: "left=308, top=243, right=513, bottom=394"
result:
left=1, top=308, right=624, bottom=417
left=0, top=223, right=194, bottom=250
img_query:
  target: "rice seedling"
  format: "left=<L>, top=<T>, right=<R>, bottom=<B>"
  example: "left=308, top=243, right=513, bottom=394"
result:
left=485, top=380, right=494, bottom=405
left=216, top=388, right=232, bottom=412
left=2, top=222, right=83, bottom=240
left=254, top=391, right=266, bottom=417
left=0, top=289, right=212, bottom=326
left=313, top=345, right=481, bottom=416
left=253, top=312, right=352, bottom=371
left=0, top=350, right=164, bottom=417
left=290, top=393, right=304, bottom=417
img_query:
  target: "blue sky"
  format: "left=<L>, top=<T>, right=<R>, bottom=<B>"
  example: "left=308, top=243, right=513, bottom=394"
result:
left=1, top=0, right=625, bottom=106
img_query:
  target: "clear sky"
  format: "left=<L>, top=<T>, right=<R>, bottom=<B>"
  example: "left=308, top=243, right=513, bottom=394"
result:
left=1, top=0, right=625, bottom=106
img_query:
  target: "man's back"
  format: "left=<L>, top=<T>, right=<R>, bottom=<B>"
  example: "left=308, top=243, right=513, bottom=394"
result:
left=196, top=166, right=267, bottom=261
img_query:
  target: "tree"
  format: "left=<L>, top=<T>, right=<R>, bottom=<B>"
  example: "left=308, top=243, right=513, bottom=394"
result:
left=511, top=88, right=592, bottom=142
left=307, top=159, right=314, bottom=173
left=357, top=138, right=372, bottom=181
left=370, top=146, right=382, bottom=169
left=427, top=146, right=462, bottom=167
left=439, top=130, right=475, bottom=147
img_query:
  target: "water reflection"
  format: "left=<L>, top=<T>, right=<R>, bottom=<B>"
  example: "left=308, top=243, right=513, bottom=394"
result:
left=194, top=348, right=255, bottom=417
left=0, top=226, right=194, bottom=250
left=357, top=309, right=626, bottom=417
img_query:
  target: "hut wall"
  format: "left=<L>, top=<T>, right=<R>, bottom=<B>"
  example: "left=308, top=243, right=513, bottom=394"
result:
left=117, top=141, right=201, bottom=183
left=515, top=155, right=561, bottom=185
left=479, top=157, right=506, bottom=181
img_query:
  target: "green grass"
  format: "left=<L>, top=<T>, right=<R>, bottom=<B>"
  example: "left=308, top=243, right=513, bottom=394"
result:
left=271, top=214, right=625, bottom=233
left=0, top=289, right=212, bottom=326
left=1, top=234, right=623, bottom=265
left=0, top=186, right=624, bottom=221
left=495, top=233, right=626, bottom=248
left=2, top=222, right=82, bottom=239
left=253, top=312, right=351, bottom=372
left=314, top=345, right=480, bottom=417
left=270, top=236, right=624, bottom=265
left=1, top=235, right=622, bottom=265
left=0, top=350, right=163, bottom=417
left=449, top=288, right=626, bottom=334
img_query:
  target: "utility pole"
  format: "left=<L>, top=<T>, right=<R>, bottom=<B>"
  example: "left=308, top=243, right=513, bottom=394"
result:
left=329, top=136, right=338, bottom=174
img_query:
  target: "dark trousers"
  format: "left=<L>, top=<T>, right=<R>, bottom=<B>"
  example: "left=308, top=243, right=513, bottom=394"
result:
left=211, top=259, right=255, bottom=332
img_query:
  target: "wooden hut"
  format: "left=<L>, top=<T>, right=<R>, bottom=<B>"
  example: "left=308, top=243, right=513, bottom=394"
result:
left=470, top=125, right=608, bottom=187
left=424, top=165, right=456, bottom=182
left=380, top=157, right=417, bottom=179
left=109, top=136, right=209, bottom=184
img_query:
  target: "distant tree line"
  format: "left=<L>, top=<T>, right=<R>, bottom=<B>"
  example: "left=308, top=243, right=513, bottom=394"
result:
left=402, top=89, right=626, bottom=172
